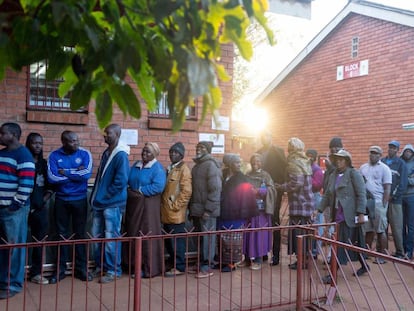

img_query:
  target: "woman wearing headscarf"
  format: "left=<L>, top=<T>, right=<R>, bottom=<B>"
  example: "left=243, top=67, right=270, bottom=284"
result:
left=317, top=149, right=368, bottom=278
left=244, top=153, right=276, bottom=270
left=275, top=137, right=314, bottom=269
left=217, top=154, right=256, bottom=272
left=123, top=142, right=166, bottom=278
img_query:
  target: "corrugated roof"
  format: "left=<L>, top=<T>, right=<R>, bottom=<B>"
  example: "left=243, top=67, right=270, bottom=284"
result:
left=254, top=0, right=414, bottom=104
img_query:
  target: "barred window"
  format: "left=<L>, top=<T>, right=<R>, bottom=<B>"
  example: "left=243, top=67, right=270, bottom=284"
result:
left=351, top=36, right=359, bottom=59
left=149, top=92, right=197, bottom=119
left=27, top=61, right=86, bottom=112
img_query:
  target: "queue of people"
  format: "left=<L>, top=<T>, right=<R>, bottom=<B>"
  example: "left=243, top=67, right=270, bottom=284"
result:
left=2, top=121, right=414, bottom=300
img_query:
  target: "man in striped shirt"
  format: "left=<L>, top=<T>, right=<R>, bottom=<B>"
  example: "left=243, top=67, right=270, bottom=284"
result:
left=0, top=122, right=35, bottom=299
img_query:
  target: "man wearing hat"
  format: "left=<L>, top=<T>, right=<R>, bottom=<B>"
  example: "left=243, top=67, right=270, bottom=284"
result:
left=381, top=140, right=407, bottom=258
left=189, top=141, right=222, bottom=278
left=360, top=146, right=392, bottom=263
left=161, top=142, right=192, bottom=277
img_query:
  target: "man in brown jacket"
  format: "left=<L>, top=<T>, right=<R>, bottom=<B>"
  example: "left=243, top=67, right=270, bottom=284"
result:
left=161, top=142, right=192, bottom=277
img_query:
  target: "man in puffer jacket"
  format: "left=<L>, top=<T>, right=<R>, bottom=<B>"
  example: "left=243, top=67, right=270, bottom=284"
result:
left=401, top=144, right=414, bottom=259
left=189, top=141, right=222, bottom=279
left=161, top=142, right=192, bottom=277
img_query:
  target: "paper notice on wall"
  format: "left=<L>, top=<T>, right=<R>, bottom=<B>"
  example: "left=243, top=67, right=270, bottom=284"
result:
left=199, top=133, right=225, bottom=154
left=120, top=129, right=138, bottom=145
left=211, top=116, right=230, bottom=131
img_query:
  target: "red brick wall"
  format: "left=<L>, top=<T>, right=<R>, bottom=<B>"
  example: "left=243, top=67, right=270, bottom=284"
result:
left=0, top=44, right=235, bottom=174
left=260, top=14, right=414, bottom=167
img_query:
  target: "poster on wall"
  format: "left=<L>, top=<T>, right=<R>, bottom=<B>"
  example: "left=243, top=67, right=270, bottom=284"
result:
left=199, top=133, right=225, bottom=154
left=211, top=116, right=230, bottom=131
left=120, top=129, right=138, bottom=145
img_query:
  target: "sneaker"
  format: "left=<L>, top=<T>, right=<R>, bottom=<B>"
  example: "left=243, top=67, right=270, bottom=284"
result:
left=165, top=268, right=184, bottom=277
left=31, top=274, right=49, bottom=285
left=236, top=260, right=249, bottom=268
left=91, top=268, right=103, bottom=278
left=195, top=270, right=213, bottom=279
left=99, top=274, right=121, bottom=283
left=373, top=257, right=387, bottom=264
left=250, top=263, right=262, bottom=271
left=321, top=275, right=332, bottom=284
left=187, top=265, right=199, bottom=274
left=270, top=257, right=279, bottom=266
left=353, top=265, right=370, bottom=276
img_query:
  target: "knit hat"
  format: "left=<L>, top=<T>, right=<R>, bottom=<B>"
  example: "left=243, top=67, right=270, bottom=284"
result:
left=402, top=144, right=414, bottom=154
left=197, top=141, right=213, bottom=154
left=306, top=149, right=318, bottom=161
left=329, top=137, right=343, bottom=149
left=144, top=142, right=160, bottom=157
left=169, top=142, right=185, bottom=157
left=223, top=153, right=240, bottom=166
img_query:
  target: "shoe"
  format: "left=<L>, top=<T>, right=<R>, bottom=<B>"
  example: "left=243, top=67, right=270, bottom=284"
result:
left=288, top=261, right=307, bottom=270
left=236, top=260, right=249, bottom=268
left=49, top=273, right=66, bottom=284
left=221, top=264, right=235, bottom=272
left=91, top=268, right=103, bottom=278
left=0, top=289, right=17, bottom=300
left=392, top=253, right=404, bottom=259
left=31, top=274, right=49, bottom=285
left=373, top=257, right=387, bottom=264
left=99, top=274, right=121, bottom=283
left=74, top=271, right=93, bottom=282
left=165, top=268, right=185, bottom=277
left=270, top=257, right=279, bottom=266
left=187, top=265, right=199, bottom=274
left=353, top=265, right=370, bottom=276
left=195, top=270, right=213, bottom=279
left=321, top=275, right=332, bottom=284
left=250, top=263, right=262, bottom=271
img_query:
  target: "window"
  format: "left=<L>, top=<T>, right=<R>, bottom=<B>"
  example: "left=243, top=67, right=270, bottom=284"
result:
left=351, top=37, right=359, bottom=59
left=26, top=60, right=88, bottom=125
left=149, top=92, right=197, bottom=120
left=27, top=61, right=86, bottom=112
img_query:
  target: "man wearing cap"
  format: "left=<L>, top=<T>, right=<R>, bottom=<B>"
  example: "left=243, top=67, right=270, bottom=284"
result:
left=360, top=146, right=392, bottom=263
left=381, top=140, right=407, bottom=258
left=189, top=141, right=222, bottom=278
left=257, top=131, right=286, bottom=266
left=161, top=142, right=192, bottom=277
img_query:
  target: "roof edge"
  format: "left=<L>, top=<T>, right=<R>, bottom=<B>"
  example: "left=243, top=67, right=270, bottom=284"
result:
left=255, top=0, right=414, bottom=104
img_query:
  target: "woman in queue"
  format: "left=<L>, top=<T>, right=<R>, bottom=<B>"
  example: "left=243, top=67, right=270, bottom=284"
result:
left=124, top=142, right=166, bottom=278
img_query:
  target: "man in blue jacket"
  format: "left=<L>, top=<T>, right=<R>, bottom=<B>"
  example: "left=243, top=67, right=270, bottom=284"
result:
left=90, top=124, right=130, bottom=283
left=382, top=140, right=407, bottom=258
left=48, top=130, right=93, bottom=283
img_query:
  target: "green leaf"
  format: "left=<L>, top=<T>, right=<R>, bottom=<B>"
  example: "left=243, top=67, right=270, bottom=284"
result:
left=95, top=91, right=113, bottom=129
left=70, top=80, right=92, bottom=110
left=109, top=82, right=141, bottom=119
left=129, top=64, right=156, bottom=111
left=59, top=66, right=78, bottom=98
left=46, top=49, right=71, bottom=81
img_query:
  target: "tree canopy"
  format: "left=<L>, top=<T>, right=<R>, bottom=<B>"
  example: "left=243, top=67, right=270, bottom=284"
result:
left=0, top=0, right=274, bottom=130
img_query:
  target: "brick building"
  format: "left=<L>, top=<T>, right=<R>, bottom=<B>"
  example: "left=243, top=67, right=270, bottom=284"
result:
left=0, top=44, right=234, bottom=173
left=256, top=1, right=414, bottom=168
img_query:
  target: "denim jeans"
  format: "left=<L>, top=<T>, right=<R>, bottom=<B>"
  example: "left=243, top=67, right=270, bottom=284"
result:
left=92, top=207, right=122, bottom=276
left=164, top=223, right=186, bottom=272
left=0, top=205, right=29, bottom=293
left=193, top=216, right=216, bottom=271
left=54, top=197, right=88, bottom=274
left=403, top=195, right=414, bottom=257
left=28, top=206, right=49, bottom=276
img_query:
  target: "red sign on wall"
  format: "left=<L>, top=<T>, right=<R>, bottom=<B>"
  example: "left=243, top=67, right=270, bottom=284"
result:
left=336, top=59, right=369, bottom=80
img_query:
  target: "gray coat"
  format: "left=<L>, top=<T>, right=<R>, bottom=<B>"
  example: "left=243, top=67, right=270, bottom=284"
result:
left=189, top=154, right=222, bottom=217
left=318, top=167, right=367, bottom=228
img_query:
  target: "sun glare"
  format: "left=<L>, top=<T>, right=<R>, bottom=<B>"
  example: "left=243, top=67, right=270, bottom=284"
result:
left=241, top=106, right=268, bottom=134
